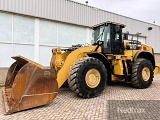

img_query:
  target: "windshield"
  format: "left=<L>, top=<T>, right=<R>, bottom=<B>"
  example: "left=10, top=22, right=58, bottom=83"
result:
left=92, top=26, right=110, bottom=45
left=93, top=26, right=105, bottom=42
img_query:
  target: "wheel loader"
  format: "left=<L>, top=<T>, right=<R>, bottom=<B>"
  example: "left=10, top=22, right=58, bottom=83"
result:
left=2, top=21, right=160, bottom=114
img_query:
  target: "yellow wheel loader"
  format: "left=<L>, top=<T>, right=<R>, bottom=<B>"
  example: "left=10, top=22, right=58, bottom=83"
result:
left=2, top=21, right=160, bottom=114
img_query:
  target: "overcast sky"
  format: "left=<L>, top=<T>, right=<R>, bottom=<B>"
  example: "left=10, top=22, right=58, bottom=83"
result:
left=72, top=0, right=160, bottom=25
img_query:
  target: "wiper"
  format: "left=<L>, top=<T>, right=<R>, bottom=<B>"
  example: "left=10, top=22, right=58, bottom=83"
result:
left=95, top=27, right=105, bottom=42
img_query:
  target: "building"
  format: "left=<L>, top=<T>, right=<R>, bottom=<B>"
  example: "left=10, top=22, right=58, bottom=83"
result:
left=0, top=0, right=160, bottom=81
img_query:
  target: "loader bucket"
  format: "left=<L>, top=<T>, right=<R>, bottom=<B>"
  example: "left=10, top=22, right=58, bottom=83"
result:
left=1, top=56, right=58, bottom=115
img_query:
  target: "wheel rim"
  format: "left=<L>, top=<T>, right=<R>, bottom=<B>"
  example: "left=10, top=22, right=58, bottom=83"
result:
left=85, top=68, right=101, bottom=88
left=142, top=67, right=150, bottom=81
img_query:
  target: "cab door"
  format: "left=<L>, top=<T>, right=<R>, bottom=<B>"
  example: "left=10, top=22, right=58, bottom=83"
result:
left=110, top=24, right=123, bottom=54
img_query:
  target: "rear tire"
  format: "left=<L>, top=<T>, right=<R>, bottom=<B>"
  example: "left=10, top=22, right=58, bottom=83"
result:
left=131, top=58, right=153, bottom=88
left=67, top=57, right=107, bottom=98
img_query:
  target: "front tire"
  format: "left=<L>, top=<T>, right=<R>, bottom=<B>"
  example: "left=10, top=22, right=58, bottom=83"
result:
left=131, top=58, right=154, bottom=88
left=67, top=57, right=107, bottom=98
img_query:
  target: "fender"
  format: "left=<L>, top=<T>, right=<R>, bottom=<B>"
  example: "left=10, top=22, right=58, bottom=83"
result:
left=133, top=50, right=155, bottom=69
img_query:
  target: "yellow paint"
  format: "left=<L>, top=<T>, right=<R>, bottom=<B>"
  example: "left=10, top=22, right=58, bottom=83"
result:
left=51, top=45, right=99, bottom=88
left=85, top=68, right=101, bottom=88
left=154, top=63, right=160, bottom=74
left=112, top=59, right=124, bottom=75
left=50, top=48, right=66, bottom=71
left=123, top=50, right=138, bottom=60
left=111, top=75, right=119, bottom=81
left=142, top=67, right=150, bottom=81
left=106, top=54, right=114, bottom=60
left=50, top=40, right=160, bottom=87
left=141, top=43, right=153, bottom=52
left=111, top=74, right=124, bottom=81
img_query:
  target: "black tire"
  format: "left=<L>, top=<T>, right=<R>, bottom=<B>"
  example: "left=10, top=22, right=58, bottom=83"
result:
left=131, top=58, right=154, bottom=88
left=67, top=57, right=107, bottom=98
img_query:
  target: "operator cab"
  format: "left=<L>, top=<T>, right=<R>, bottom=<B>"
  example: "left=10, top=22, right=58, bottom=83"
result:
left=92, top=21, right=125, bottom=54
